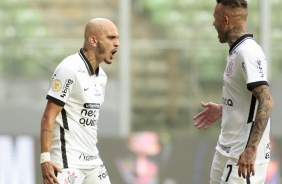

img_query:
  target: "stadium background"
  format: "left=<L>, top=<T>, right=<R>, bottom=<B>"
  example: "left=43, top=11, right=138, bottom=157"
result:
left=0, top=0, right=281, bottom=183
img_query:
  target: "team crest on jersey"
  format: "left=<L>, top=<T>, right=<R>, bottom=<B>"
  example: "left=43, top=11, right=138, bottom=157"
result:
left=225, top=60, right=234, bottom=77
left=64, top=171, right=77, bottom=184
left=52, top=79, right=62, bottom=92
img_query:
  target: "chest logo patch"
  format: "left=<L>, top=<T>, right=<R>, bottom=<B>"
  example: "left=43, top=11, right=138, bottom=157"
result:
left=52, top=79, right=62, bottom=92
left=225, top=60, right=234, bottom=77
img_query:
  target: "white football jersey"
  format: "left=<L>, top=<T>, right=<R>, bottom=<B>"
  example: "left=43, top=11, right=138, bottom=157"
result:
left=216, top=34, right=270, bottom=164
left=46, top=49, right=107, bottom=169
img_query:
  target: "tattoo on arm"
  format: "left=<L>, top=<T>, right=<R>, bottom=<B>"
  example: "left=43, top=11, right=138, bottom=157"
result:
left=247, top=85, right=272, bottom=147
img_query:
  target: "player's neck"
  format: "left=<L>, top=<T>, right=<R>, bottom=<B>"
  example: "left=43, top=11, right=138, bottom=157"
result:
left=82, top=48, right=99, bottom=75
left=89, top=59, right=99, bottom=75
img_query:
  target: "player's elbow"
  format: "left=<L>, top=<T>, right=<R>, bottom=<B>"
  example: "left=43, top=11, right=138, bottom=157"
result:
left=40, top=115, right=53, bottom=129
left=270, top=95, right=274, bottom=109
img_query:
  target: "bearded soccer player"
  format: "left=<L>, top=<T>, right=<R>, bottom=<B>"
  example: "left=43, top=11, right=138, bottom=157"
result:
left=193, top=0, right=273, bottom=183
left=40, top=18, right=119, bottom=184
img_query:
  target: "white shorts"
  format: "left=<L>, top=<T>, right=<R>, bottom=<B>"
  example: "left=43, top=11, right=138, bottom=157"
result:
left=56, top=165, right=111, bottom=184
left=210, top=151, right=269, bottom=184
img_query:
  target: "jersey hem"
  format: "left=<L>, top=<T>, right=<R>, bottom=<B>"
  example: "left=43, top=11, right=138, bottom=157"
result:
left=47, top=95, right=65, bottom=107
left=247, top=81, right=268, bottom=91
left=215, top=146, right=270, bottom=165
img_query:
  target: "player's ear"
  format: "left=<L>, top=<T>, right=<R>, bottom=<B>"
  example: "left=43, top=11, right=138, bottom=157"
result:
left=89, top=35, right=98, bottom=47
left=224, top=15, right=230, bottom=26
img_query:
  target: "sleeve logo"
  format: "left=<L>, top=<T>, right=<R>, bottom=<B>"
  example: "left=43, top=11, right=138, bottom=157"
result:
left=52, top=79, right=62, bottom=92
left=256, top=60, right=264, bottom=77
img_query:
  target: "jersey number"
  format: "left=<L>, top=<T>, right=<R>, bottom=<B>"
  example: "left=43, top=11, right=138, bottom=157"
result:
left=225, top=164, right=232, bottom=182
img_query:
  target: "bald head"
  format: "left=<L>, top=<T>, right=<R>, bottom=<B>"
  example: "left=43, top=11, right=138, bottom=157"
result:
left=82, top=18, right=119, bottom=65
left=84, top=18, right=116, bottom=40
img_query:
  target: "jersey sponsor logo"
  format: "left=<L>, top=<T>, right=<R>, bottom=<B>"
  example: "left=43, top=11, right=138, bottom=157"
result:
left=222, top=97, right=233, bottom=107
left=265, top=152, right=270, bottom=159
left=242, top=62, right=246, bottom=74
left=256, top=60, right=264, bottom=77
left=60, top=79, right=73, bottom=98
left=98, top=167, right=108, bottom=180
left=84, top=103, right=100, bottom=109
left=79, top=103, right=100, bottom=127
left=79, top=153, right=99, bottom=162
left=225, top=60, right=234, bottom=77
left=265, top=142, right=270, bottom=159
left=52, top=79, right=62, bottom=92
left=94, top=89, right=102, bottom=96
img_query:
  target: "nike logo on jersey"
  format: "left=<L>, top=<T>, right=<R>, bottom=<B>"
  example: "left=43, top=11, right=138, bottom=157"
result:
left=84, top=88, right=89, bottom=91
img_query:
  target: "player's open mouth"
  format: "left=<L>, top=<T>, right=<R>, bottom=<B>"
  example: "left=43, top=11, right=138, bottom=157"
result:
left=111, top=50, right=117, bottom=59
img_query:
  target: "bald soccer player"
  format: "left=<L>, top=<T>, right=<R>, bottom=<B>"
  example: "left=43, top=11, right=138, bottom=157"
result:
left=193, top=0, right=273, bottom=183
left=40, top=18, right=119, bottom=184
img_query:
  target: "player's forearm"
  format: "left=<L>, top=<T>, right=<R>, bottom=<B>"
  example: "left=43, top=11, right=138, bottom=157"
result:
left=218, top=104, right=223, bottom=118
left=247, top=86, right=273, bottom=148
left=40, top=116, right=54, bottom=153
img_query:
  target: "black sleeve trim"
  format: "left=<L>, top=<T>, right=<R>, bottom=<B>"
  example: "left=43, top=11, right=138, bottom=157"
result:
left=46, top=95, right=65, bottom=107
left=247, top=81, right=269, bottom=91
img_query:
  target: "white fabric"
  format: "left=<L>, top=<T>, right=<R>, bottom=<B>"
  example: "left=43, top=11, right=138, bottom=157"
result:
left=46, top=50, right=106, bottom=169
left=210, top=151, right=268, bottom=184
left=216, top=34, right=270, bottom=164
left=56, top=166, right=111, bottom=184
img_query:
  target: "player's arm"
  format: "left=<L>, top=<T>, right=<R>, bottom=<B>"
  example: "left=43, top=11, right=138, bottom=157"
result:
left=193, top=101, right=222, bottom=130
left=41, top=100, right=62, bottom=152
left=237, top=84, right=273, bottom=178
left=40, top=100, right=63, bottom=184
left=248, top=84, right=273, bottom=148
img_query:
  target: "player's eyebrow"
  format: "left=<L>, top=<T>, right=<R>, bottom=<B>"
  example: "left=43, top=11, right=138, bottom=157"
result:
left=108, top=34, right=119, bottom=39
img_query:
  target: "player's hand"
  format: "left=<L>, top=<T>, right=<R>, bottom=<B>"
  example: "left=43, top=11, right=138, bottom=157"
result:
left=193, top=102, right=222, bottom=130
left=237, top=146, right=257, bottom=179
left=41, top=161, right=62, bottom=184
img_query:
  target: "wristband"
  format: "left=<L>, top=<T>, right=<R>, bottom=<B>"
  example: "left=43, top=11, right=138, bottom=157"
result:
left=40, top=152, right=51, bottom=163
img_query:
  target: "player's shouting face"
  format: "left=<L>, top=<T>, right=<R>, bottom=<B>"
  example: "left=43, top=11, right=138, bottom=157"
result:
left=95, top=22, right=119, bottom=64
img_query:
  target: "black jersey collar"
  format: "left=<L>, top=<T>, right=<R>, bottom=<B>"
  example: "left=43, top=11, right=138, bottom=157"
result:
left=78, top=49, right=99, bottom=76
left=229, top=34, right=253, bottom=54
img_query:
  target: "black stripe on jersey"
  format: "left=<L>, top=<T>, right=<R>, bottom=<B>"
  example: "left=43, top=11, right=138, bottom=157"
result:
left=60, top=108, right=69, bottom=168
left=46, top=95, right=65, bottom=107
left=61, top=109, right=69, bottom=130
left=60, top=126, right=68, bottom=168
left=247, top=95, right=256, bottom=124
left=79, top=49, right=99, bottom=76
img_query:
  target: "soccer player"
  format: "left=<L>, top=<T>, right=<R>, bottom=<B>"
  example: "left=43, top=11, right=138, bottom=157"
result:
left=40, top=18, right=119, bottom=184
left=193, top=0, right=273, bottom=183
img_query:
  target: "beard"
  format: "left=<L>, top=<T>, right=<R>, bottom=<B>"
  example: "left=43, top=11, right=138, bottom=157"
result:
left=97, top=42, right=106, bottom=55
left=97, top=42, right=112, bottom=64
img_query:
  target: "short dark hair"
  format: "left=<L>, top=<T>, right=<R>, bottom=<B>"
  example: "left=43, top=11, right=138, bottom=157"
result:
left=216, top=0, right=247, bottom=9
